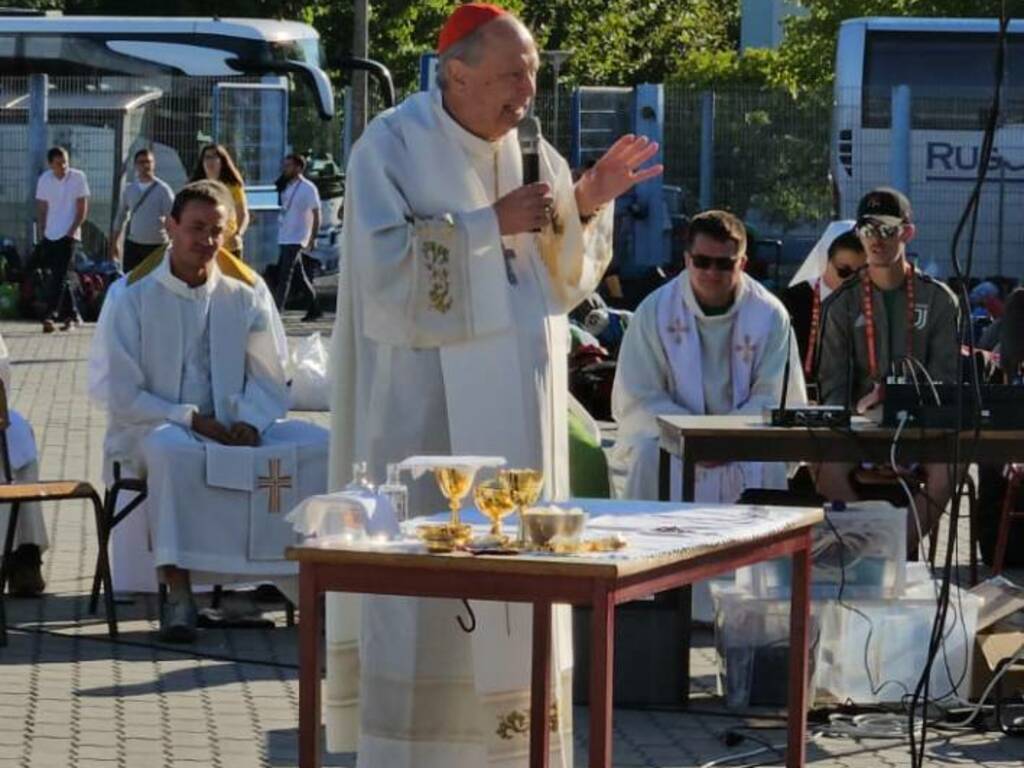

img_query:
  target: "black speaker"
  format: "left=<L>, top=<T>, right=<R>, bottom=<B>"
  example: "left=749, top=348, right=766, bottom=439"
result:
left=572, top=587, right=692, bottom=708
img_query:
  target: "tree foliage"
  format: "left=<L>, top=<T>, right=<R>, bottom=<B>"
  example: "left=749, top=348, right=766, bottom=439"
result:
left=14, top=0, right=1022, bottom=91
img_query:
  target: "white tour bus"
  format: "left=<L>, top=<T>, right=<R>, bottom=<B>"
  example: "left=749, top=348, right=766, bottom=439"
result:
left=0, top=12, right=335, bottom=118
left=834, top=17, right=1024, bottom=277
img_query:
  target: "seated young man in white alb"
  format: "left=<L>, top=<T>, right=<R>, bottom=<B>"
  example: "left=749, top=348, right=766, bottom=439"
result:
left=0, top=333, right=47, bottom=597
left=611, top=210, right=805, bottom=504
left=88, top=180, right=328, bottom=642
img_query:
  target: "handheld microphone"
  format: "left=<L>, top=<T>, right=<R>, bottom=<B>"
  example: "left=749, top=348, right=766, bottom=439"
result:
left=519, top=115, right=541, bottom=186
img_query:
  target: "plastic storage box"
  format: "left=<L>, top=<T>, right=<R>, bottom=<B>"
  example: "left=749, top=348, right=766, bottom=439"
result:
left=712, top=585, right=823, bottom=708
left=736, top=501, right=907, bottom=600
left=713, top=580, right=980, bottom=707
left=813, top=581, right=980, bottom=705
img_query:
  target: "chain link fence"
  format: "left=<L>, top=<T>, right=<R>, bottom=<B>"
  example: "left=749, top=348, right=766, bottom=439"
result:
left=2, top=75, right=1017, bottom=282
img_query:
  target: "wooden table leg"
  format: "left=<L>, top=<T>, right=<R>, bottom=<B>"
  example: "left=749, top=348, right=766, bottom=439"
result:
left=589, top=585, right=614, bottom=768
left=298, top=565, right=322, bottom=768
left=530, top=600, right=552, bottom=768
left=786, top=536, right=811, bottom=768
left=658, top=448, right=671, bottom=502
left=682, top=446, right=696, bottom=502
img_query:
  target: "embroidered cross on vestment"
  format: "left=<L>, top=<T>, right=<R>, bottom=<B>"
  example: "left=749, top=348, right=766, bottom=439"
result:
left=257, top=458, right=293, bottom=515
left=665, top=317, right=688, bottom=345
left=735, top=334, right=757, bottom=365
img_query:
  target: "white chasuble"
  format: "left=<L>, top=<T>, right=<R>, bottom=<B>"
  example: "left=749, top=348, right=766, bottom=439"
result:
left=611, top=271, right=806, bottom=503
left=87, top=248, right=328, bottom=587
left=325, top=86, right=613, bottom=765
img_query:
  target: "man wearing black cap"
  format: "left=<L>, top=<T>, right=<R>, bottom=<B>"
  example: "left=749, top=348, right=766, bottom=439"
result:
left=815, top=187, right=959, bottom=556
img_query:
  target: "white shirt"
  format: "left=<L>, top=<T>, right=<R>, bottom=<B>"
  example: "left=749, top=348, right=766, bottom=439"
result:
left=175, top=281, right=215, bottom=420
left=277, top=176, right=320, bottom=245
left=35, top=168, right=91, bottom=241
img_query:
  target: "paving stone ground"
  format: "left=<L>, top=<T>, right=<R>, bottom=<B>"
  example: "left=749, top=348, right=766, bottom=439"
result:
left=0, top=317, right=1021, bottom=767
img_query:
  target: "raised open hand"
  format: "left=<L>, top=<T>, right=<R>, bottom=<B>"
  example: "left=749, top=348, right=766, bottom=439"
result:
left=574, top=134, right=664, bottom=217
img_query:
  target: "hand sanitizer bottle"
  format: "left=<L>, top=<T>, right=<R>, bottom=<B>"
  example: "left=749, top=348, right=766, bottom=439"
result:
left=379, top=463, right=408, bottom=522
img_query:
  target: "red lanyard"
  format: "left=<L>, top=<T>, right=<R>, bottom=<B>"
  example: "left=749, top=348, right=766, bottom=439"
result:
left=804, top=280, right=822, bottom=376
left=861, top=263, right=915, bottom=380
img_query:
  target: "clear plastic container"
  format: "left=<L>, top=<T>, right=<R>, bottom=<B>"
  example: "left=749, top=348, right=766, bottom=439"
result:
left=711, top=585, right=823, bottom=708
left=736, top=501, right=907, bottom=600
left=712, top=580, right=980, bottom=708
left=813, top=581, right=980, bottom=705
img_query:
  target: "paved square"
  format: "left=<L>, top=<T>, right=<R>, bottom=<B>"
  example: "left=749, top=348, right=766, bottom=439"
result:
left=0, top=318, right=1020, bottom=767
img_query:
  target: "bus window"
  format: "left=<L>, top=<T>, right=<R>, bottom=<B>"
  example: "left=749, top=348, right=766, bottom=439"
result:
left=862, top=31, right=1019, bottom=130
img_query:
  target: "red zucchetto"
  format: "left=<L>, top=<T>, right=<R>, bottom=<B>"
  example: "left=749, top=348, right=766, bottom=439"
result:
left=437, top=3, right=508, bottom=53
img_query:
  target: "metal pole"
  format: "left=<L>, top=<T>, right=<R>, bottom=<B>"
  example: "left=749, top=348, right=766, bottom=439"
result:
left=889, top=84, right=912, bottom=196
left=699, top=90, right=715, bottom=211
left=342, top=86, right=354, bottom=165
left=351, top=0, right=370, bottom=143
left=26, top=74, right=48, bottom=252
left=552, top=61, right=560, bottom=152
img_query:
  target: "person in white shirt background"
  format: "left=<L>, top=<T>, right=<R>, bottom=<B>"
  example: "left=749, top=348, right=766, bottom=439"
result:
left=34, top=146, right=90, bottom=333
left=273, top=153, right=322, bottom=321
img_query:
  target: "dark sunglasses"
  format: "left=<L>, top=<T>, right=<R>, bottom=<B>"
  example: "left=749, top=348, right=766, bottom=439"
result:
left=856, top=221, right=902, bottom=240
left=690, top=253, right=740, bottom=272
left=834, top=264, right=857, bottom=280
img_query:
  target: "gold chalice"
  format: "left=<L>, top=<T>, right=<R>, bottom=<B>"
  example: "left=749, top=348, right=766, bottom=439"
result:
left=499, top=468, right=544, bottom=546
left=434, top=466, right=474, bottom=526
left=474, top=479, right=516, bottom=538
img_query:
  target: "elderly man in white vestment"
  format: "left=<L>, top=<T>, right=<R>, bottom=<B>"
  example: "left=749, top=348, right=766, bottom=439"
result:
left=325, top=4, right=662, bottom=765
left=0, top=332, right=47, bottom=596
left=611, top=210, right=806, bottom=504
left=89, top=180, right=327, bottom=643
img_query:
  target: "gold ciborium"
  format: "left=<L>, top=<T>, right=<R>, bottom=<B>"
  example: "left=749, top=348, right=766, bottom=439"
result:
left=499, top=468, right=544, bottom=546
left=434, top=466, right=474, bottom=526
left=474, top=479, right=516, bottom=539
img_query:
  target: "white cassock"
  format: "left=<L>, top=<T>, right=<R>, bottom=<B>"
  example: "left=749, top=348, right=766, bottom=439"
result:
left=326, top=85, right=614, bottom=765
left=88, top=247, right=327, bottom=589
left=0, top=333, right=46, bottom=553
left=611, top=270, right=806, bottom=503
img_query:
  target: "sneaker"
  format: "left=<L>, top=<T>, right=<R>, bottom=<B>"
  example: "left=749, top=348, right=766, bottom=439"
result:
left=41, top=319, right=55, bottom=333
left=159, top=594, right=199, bottom=643
left=301, top=309, right=323, bottom=322
left=60, top=315, right=82, bottom=332
left=6, top=545, right=45, bottom=597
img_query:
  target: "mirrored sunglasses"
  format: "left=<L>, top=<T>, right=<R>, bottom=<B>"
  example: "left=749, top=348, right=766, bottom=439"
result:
left=834, top=264, right=857, bottom=280
left=856, top=221, right=902, bottom=240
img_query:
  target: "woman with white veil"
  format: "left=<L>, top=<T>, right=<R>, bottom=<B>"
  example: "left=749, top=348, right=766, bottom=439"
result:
left=781, top=221, right=865, bottom=386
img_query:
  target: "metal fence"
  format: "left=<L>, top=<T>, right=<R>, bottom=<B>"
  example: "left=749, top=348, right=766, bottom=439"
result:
left=0, top=74, right=332, bottom=272
left=2, top=75, right=1015, bottom=281
left=834, top=84, right=1021, bottom=280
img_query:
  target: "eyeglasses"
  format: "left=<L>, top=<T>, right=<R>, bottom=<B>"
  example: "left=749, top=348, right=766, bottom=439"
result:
left=690, top=253, right=740, bottom=272
left=834, top=264, right=857, bottom=280
left=856, top=221, right=903, bottom=240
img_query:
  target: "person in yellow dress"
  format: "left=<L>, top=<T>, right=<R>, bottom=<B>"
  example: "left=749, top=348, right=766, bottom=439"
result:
left=190, top=144, right=249, bottom=258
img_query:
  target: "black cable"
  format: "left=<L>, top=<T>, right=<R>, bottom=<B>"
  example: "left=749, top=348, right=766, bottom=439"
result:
left=910, top=8, right=1011, bottom=767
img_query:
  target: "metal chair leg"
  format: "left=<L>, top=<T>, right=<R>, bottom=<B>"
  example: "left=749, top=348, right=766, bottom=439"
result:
left=0, top=582, right=6, bottom=646
left=90, top=488, right=114, bottom=615
left=993, top=469, right=1022, bottom=575
left=966, top=475, right=979, bottom=586
left=90, top=492, right=117, bottom=637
